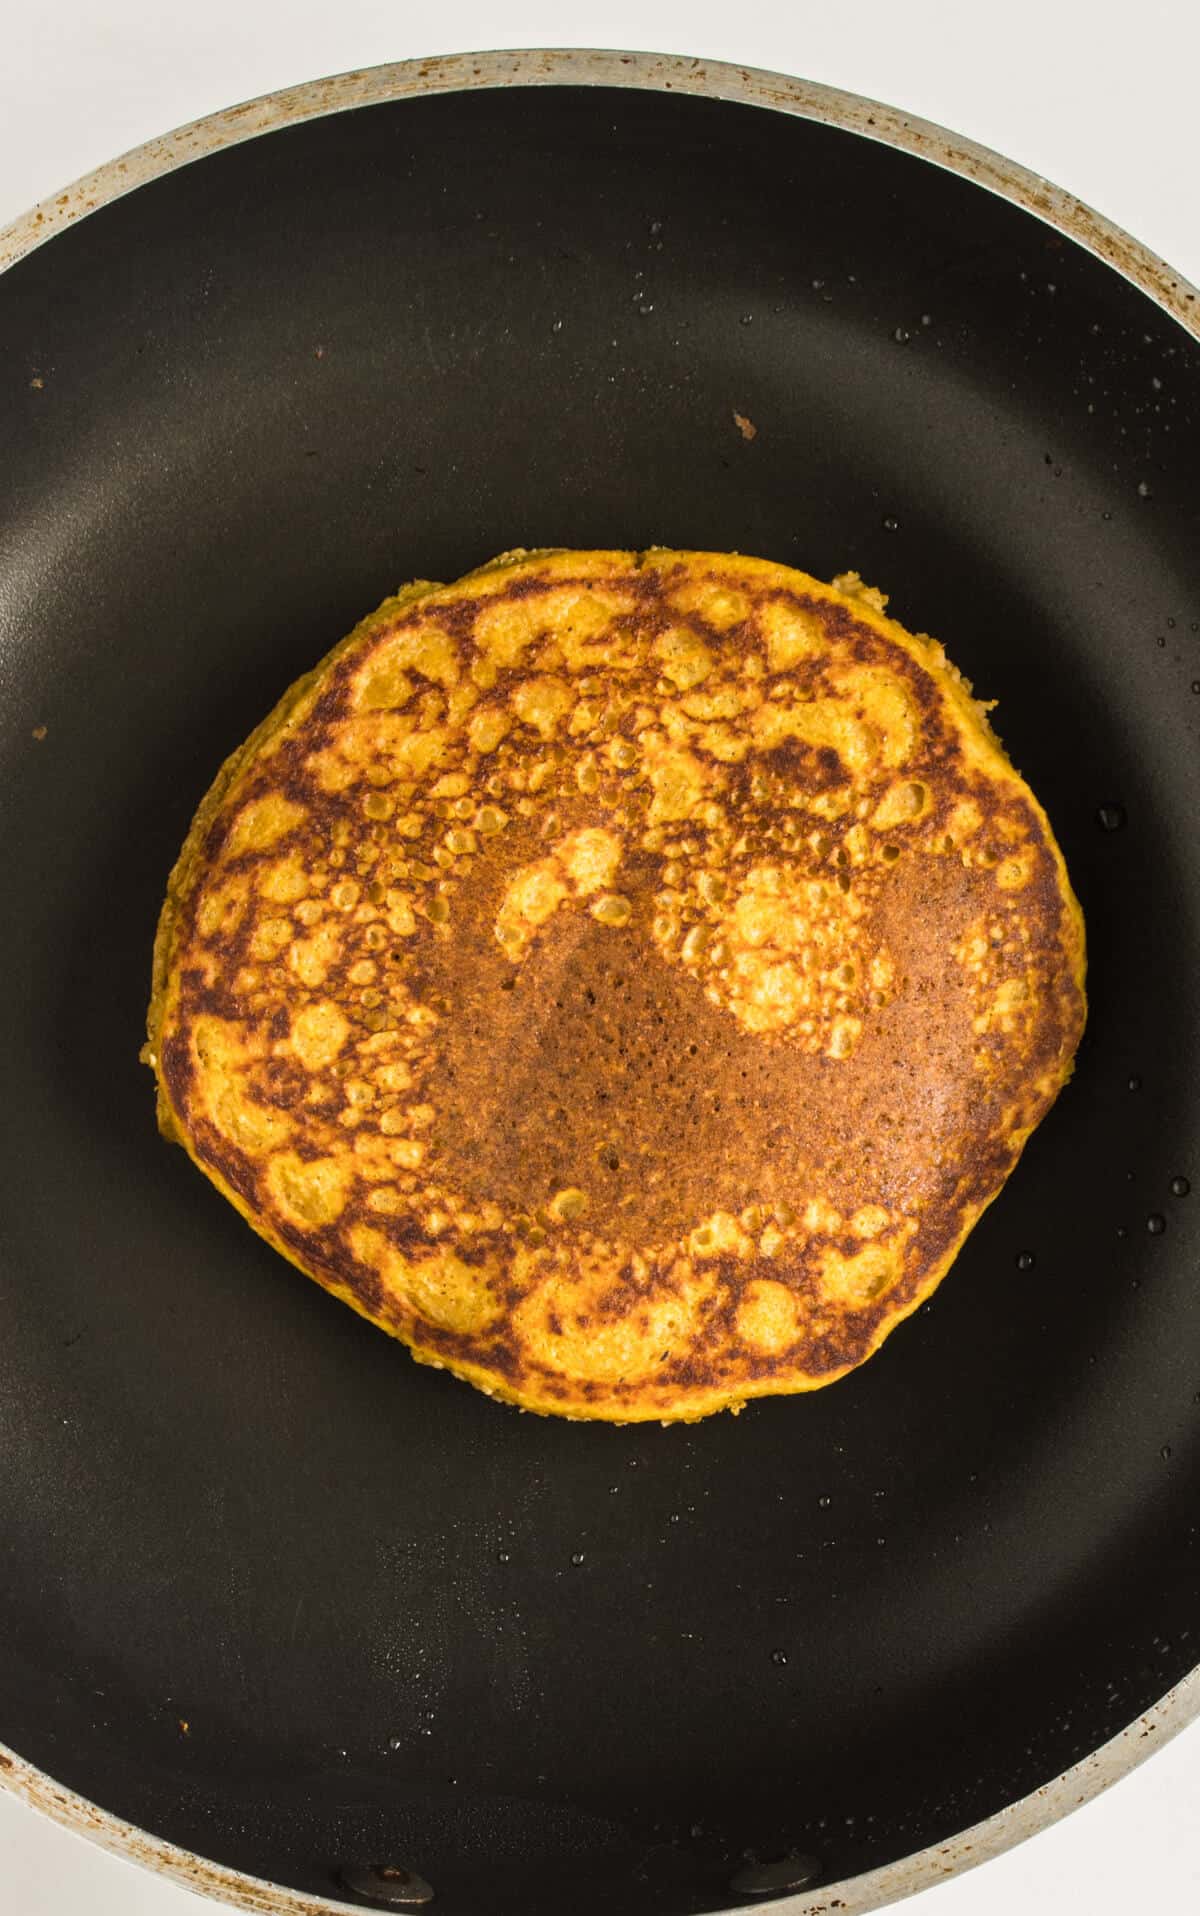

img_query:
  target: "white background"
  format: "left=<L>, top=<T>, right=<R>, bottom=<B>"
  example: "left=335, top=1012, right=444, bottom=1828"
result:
left=2, top=4, right=1198, bottom=1913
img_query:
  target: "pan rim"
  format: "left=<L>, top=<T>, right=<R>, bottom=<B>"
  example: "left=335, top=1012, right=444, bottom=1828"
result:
left=2, top=43, right=1199, bottom=339
left=3, top=1671, right=1198, bottom=1915
left=1, top=41, right=1197, bottom=1916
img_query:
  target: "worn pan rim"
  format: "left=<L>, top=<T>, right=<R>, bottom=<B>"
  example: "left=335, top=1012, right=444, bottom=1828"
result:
left=1, top=42, right=1197, bottom=1916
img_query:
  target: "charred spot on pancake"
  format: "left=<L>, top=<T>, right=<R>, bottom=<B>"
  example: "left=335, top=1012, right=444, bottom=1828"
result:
left=146, top=548, right=1086, bottom=1422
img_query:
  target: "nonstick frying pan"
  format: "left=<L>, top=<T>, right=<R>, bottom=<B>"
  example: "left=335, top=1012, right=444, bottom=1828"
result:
left=1, top=48, right=1198, bottom=1916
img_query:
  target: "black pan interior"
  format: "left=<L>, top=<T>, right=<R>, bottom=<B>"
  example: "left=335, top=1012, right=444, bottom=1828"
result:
left=0, top=82, right=1198, bottom=1916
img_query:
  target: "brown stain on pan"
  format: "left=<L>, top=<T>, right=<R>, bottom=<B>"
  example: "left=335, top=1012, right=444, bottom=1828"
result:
left=145, top=548, right=1085, bottom=1422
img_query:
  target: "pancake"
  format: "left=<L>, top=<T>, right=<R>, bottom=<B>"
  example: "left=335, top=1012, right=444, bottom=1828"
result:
left=145, top=549, right=1086, bottom=1422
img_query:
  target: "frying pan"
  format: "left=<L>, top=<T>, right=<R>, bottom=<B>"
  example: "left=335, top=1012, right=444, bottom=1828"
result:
left=1, top=47, right=1197, bottom=1916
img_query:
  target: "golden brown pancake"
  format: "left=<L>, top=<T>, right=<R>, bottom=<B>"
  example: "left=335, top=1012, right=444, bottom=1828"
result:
left=145, top=549, right=1086, bottom=1422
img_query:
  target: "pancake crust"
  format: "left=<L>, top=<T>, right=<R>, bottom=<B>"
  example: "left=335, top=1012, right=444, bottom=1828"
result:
left=146, top=550, right=1086, bottom=1422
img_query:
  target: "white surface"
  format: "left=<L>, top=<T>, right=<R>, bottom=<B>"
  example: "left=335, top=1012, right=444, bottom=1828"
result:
left=3, top=5, right=1199, bottom=1913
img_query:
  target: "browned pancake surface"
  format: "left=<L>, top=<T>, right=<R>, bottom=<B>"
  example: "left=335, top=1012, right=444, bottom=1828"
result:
left=147, top=549, right=1086, bottom=1420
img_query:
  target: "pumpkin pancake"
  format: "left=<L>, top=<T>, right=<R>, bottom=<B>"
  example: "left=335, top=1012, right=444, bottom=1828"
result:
left=145, top=549, right=1086, bottom=1421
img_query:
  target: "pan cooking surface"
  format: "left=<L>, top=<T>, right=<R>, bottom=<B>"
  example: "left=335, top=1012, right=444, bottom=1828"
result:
left=0, top=81, right=1198, bottom=1915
